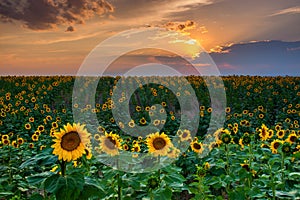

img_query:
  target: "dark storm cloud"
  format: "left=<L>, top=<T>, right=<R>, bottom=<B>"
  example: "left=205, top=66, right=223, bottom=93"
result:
left=65, top=25, right=75, bottom=32
left=210, top=40, right=300, bottom=76
left=0, top=0, right=114, bottom=30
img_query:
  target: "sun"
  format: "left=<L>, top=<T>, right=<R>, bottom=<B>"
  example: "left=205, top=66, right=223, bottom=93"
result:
left=51, top=123, right=91, bottom=162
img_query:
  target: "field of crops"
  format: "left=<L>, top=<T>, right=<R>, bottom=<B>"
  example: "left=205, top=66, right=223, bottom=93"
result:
left=0, top=75, right=299, bottom=200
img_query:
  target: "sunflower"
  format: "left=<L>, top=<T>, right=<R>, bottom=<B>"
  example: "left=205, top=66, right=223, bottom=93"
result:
left=190, top=140, right=203, bottom=154
left=286, top=133, right=298, bottom=144
left=25, top=123, right=31, bottom=130
left=168, top=147, right=180, bottom=158
left=1, top=134, right=9, bottom=141
left=99, top=131, right=122, bottom=156
left=46, top=115, right=52, bottom=121
left=29, top=143, right=34, bottom=148
left=270, top=139, right=283, bottom=154
left=131, top=144, right=141, bottom=152
left=11, top=140, right=18, bottom=148
left=178, top=129, right=191, bottom=142
left=281, top=142, right=292, bottom=155
left=243, top=133, right=251, bottom=145
left=276, top=130, right=285, bottom=139
left=85, top=148, right=92, bottom=159
left=94, top=133, right=101, bottom=141
left=38, top=125, right=45, bottom=132
left=221, top=133, right=232, bottom=144
left=239, top=138, right=245, bottom=149
left=240, top=163, right=250, bottom=172
left=275, top=124, right=281, bottom=131
left=52, top=122, right=58, bottom=129
left=40, top=145, right=46, bottom=150
left=268, top=130, right=274, bottom=139
left=259, top=124, right=269, bottom=141
left=17, top=138, right=24, bottom=145
left=31, top=134, right=39, bottom=141
left=153, top=119, right=160, bottom=126
left=128, top=120, right=135, bottom=128
left=259, top=114, right=264, bottom=119
left=29, top=117, right=34, bottom=122
left=123, top=143, right=129, bottom=151
left=207, top=107, right=212, bottom=113
left=51, top=123, right=91, bottom=162
left=204, top=162, right=210, bottom=170
left=139, top=117, right=147, bottom=125
left=146, top=132, right=172, bottom=156
left=225, top=107, right=231, bottom=113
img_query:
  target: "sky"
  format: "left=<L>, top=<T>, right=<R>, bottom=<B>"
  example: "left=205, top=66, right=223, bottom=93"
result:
left=0, top=0, right=299, bottom=76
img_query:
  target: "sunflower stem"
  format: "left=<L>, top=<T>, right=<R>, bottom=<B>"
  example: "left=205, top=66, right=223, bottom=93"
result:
left=248, top=144, right=253, bottom=188
left=150, top=189, right=154, bottom=200
left=157, top=156, right=161, bottom=182
left=225, top=144, right=230, bottom=175
left=117, top=173, right=122, bottom=200
left=60, top=160, right=66, bottom=177
left=8, top=146, right=12, bottom=184
left=281, top=152, right=285, bottom=189
left=269, top=164, right=276, bottom=200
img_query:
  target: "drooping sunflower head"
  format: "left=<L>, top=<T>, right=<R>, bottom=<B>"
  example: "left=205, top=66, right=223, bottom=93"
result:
left=146, top=132, right=172, bottom=157
left=281, top=142, right=292, bottom=155
left=240, top=163, right=250, bottom=172
left=221, top=133, right=232, bottom=144
left=51, top=123, right=91, bottom=162
left=99, top=131, right=122, bottom=156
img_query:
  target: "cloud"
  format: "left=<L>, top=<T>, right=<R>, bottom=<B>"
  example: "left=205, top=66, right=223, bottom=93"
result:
left=65, top=25, right=75, bottom=32
left=210, top=40, right=300, bottom=76
left=164, top=20, right=195, bottom=31
left=270, top=6, right=300, bottom=16
left=0, top=0, right=114, bottom=30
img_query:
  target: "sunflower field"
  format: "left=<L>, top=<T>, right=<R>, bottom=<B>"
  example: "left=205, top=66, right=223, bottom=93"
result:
left=0, top=75, right=299, bottom=200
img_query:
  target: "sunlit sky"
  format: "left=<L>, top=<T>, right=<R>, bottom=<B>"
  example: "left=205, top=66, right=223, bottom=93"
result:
left=0, top=0, right=299, bottom=76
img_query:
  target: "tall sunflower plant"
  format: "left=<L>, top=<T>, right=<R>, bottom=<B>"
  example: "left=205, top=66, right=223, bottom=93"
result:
left=20, top=123, right=107, bottom=200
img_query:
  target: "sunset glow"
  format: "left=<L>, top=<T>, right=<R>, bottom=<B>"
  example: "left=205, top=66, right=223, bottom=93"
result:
left=0, top=0, right=299, bottom=75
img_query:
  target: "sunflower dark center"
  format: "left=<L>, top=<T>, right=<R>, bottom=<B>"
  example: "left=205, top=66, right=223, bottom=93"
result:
left=290, top=136, right=296, bottom=142
left=274, top=142, right=280, bottom=149
left=279, top=131, right=283, bottom=136
left=61, top=131, right=81, bottom=151
left=182, top=132, right=188, bottom=138
left=104, top=136, right=117, bottom=150
left=283, top=146, right=290, bottom=152
left=193, top=143, right=201, bottom=150
left=153, top=137, right=166, bottom=150
left=242, top=164, right=250, bottom=171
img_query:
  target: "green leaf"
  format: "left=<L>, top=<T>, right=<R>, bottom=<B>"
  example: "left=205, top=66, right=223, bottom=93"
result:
left=0, top=191, right=14, bottom=198
left=44, top=174, right=63, bottom=193
left=288, top=172, right=300, bottom=181
left=29, top=193, right=44, bottom=200
left=153, top=187, right=172, bottom=200
left=26, top=171, right=53, bottom=186
left=78, top=183, right=106, bottom=200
